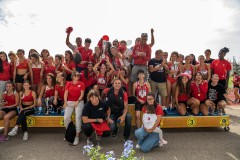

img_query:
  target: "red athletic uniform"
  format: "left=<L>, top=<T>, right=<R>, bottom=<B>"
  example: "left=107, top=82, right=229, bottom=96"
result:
left=32, top=63, right=42, bottom=84
left=21, top=91, right=34, bottom=102
left=16, top=59, right=28, bottom=70
left=132, top=44, right=151, bottom=65
left=178, top=93, right=190, bottom=102
left=135, top=81, right=149, bottom=102
left=211, top=59, right=231, bottom=80
left=0, top=61, right=11, bottom=81
left=190, top=81, right=208, bottom=101
left=64, top=61, right=76, bottom=74
left=79, top=71, right=96, bottom=88
left=45, top=86, right=55, bottom=98
left=55, top=84, right=65, bottom=100
left=65, top=81, right=85, bottom=101
left=45, top=65, right=55, bottom=75
left=97, top=74, right=108, bottom=90
left=183, top=65, right=194, bottom=76
left=77, top=46, right=92, bottom=68
left=3, top=91, right=16, bottom=107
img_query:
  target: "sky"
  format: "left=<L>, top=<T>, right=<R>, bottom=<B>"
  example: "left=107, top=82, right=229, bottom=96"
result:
left=0, top=0, right=239, bottom=62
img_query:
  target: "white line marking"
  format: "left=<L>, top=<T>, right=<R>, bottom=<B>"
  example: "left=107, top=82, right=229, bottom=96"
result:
left=227, top=152, right=239, bottom=160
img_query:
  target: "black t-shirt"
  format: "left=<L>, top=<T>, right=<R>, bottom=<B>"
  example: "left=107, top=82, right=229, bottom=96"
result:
left=148, top=58, right=166, bottom=83
left=82, top=101, right=109, bottom=119
left=204, top=58, right=214, bottom=64
left=207, top=83, right=226, bottom=102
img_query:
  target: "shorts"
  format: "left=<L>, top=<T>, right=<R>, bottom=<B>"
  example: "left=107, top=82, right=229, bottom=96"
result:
left=15, top=74, right=25, bottom=83
left=167, top=76, right=177, bottom=84
left=135, top=101, right=144, bottom=111
left=130, top=65, right=147, bottom=83
left=149, top=80, right=167, bottom=97
left=200, top=100, right=206, bottom=105
left=1, top=107, right=18, bottom=114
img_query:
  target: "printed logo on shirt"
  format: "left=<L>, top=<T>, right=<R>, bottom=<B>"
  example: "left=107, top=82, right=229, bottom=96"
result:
left=98, top=108, right=103, bottom=110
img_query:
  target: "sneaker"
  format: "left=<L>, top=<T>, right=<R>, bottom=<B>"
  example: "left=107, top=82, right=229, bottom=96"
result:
left=159, top=139, right=168, bottom=146
left=0, top=135, right=9, bottom=142
left=73, top=137, right=79, bottom=146
left=112, top=128, right=119, bottom=138
left=87, top=138, right=93, bottom=146
left=23, top=132, right=28, bottom=141
left=136, top=144, right=141, bottom=149
left=8, top=127, right=18, bottom=136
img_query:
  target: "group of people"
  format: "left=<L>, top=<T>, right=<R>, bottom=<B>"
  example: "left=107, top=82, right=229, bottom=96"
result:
left=0, top=28, right=239, bottom=152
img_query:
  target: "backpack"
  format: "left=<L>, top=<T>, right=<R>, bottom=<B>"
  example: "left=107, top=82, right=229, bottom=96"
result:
left=65, top=121, right=76, bottom=144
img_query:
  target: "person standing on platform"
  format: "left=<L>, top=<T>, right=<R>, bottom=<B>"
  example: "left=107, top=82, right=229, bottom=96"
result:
left=204, top=49, right=214, bottom=64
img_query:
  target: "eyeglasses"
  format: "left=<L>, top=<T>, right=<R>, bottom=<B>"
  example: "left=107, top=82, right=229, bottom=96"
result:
left=147, top=98, right=154, bottom=101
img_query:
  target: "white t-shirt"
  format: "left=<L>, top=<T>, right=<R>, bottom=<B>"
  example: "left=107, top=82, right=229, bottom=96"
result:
left=142, top=113, right=157, bottom=129
left=123, top=48, right=132, bottom=67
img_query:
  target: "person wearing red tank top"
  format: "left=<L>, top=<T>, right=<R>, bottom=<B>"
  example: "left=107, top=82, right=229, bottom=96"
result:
left=195, top=55, right=211, bottom=81
left=53, top=72, right=66, bottom=115
left=133, top=69, right=151, bottom=129
left=0, top=81, right=19, bottom=142
left=0, top=52, right=11, bottom=98
left=175, top=73, right=192, bottom=115
left=166, top=51, right=183, bottom=109
left=40, top=49, right=49, bottom=65
left=8, top=80, right=37, bottom=141
left=187, top=72, right=208, bottom=115
left=44, top=56, right=55, bottom=77
left=183, top=55, right=195, bottom=77
left=93, top=57, right=115, bottom=95
left=63, top=71, right=85, bottom=146
left=38, top=73, right=55, bottom=115
left=30, top=53, right=45, bottom=96
left=14, top=49, right=32, bottom=92
left=232, top=72, right=240, bottom=103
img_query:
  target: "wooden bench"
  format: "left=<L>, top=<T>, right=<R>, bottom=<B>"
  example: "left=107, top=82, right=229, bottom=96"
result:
left=0, top=104, right=230, bottom=131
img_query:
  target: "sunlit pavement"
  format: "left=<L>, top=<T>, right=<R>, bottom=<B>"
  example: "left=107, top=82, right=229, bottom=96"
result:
left=0, top=104, right=240, bottom=160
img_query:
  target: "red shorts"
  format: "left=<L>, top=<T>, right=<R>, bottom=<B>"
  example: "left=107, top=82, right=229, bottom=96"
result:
left=167, top=76, right=177, bottom=84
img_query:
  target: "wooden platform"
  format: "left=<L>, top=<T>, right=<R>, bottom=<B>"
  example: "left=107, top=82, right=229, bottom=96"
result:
left=0, top=104, right=230, bottom=130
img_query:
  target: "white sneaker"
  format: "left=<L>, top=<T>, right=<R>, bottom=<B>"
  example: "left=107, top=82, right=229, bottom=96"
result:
left=159, top=139, right=168, bottom=146
left=8, top=127, right=18, bottom=136
left=136, top=144, right=141, bottom=149
left=73, top=137, right=79, bottom=146
left=23, top=132, right=28, bottom=141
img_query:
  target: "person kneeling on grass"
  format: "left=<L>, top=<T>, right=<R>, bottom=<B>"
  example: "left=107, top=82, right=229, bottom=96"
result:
left=205, top=74, right=232, bottom=114
left=82, top=90, right=111, bottom=145
left=135, top=92, right=167, bottom=152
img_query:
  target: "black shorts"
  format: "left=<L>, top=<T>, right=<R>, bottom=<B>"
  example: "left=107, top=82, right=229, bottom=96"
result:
left=1, top=107, right=18, bottom=114
left=15, top=74, right=25, bottom=83
left=135, top=101, right=144, bottom=111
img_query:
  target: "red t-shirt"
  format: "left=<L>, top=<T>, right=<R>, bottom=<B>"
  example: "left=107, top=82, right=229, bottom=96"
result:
left=64, top=61, right=76, bottom=74
left=132, top=43, right=151, bottom=65
left=79, top=71, right=96, bottom=88
left=178, top=93, right=190, bottom=102
left=65, top=81, right=85, bottom=101
left=0, top=61, right=11, bottom=81
left=211, top=59, right=231, bottom=80
left=103, top=88, right=128, bottom=103
left=55, top=84, right=65, bottom=100
left=77, top=46, right=93, bottom=68
left=142, top=104, right=164, bottom=116
left=97, top=74, right=108, bottom=90
left=45, top=86, right=55, bottom=98
left=233, top=76, right=240, bottom=86
left=190, top=81, right=208, bottom=101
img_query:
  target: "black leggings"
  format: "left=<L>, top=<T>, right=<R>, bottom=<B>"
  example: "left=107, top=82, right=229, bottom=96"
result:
left=16, top=105, right=34, bottom=132
left=82, top=123, right=111, bottom=137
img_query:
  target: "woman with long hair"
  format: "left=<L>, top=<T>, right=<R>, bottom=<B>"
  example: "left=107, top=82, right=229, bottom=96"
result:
left=89, top=46, right=102, bottom=65
left=54, top=54, right=64, bottom=75
left=0, top=82, right=19, bottom=142
left=38, top=73, right=55, bottom=114
left=13, top=49, right=32, bottom=92
left=8, top=51, right=17, bottom=82
left=53, top=72, right=66, bottom=114
left=195, top=55, right=211, bottom=81
left=175, top=73, right=192, bottom=115
left=63, top=71, right=85, bottom=145
left=166, top=51, right=183, bottom=109
left=189, top=54, right=199, bottom=66
left=187, top=72, right=208, bottom=115
left=183, top=55, right=195, bottom=77
left=8, top=80, right=37, bottom=141
left=30, top=53, right=45, bottom=95
left=63, top=50, right=76, bottom=81
left=79, top=62, right=96, bottom=103
left=0, top=51, right=11, bottom=98
left=40, top=49, right=50, bottom=65
left=44, top=56, right=55, bottom=76
left=93, top=57, right=115, bottom=95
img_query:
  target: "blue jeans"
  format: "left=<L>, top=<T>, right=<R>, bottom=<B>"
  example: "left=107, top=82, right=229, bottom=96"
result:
left=109, top=112, right=132, bottom=138
left=135, top=127, right=160, bottom=152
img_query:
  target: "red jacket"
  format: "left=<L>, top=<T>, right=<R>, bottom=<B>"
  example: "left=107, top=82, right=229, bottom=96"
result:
left=191, top=81, right=208, bottom=101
